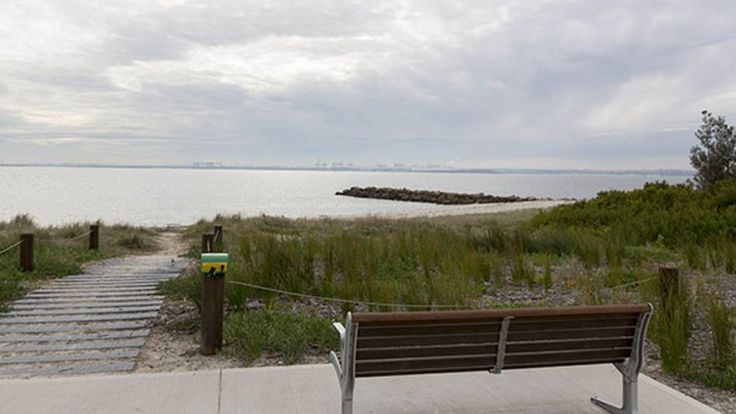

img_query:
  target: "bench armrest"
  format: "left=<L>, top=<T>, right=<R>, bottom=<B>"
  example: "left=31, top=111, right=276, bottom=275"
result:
left=331, top=322, right=347, bottom=380
left=333, top=322, right=346, bottom=343
left=329, top=351, right=343, bottom=378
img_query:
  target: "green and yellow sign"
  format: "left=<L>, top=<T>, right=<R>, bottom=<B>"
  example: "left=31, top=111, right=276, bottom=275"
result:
left=201, top=253, right=228, bottom=277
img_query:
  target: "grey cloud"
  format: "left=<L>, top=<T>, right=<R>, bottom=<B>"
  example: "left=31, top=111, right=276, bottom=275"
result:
left=1, top=0, right=735, bottom=168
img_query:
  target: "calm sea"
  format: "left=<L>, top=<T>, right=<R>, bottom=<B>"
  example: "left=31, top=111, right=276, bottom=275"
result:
left=0, top=167, right=690, bottom=226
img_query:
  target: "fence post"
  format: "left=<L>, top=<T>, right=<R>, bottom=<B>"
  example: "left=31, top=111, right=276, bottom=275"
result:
left=20, top=233, right=34, bottom=272
left=658, top=266, right=680, bottom=317
left=213, top=225, right=223, bottom=252
left=202, top=233, right=214, bottom=253
left=89, top=224, right=100, bottom=250
left=201, top=250, right=225, bottom=355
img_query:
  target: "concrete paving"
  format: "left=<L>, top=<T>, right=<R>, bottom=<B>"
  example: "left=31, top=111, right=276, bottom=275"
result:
left=0, top=364, right=721, bottom=414
left=0, top=255, right=190, bottom=377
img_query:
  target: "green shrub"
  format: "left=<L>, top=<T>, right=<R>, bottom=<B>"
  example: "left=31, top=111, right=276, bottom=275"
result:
left=224, top=310, right=337, bottom=364
left=642, top=275, right=692, bottom=375
left=705, top=297, right=735, bottom=366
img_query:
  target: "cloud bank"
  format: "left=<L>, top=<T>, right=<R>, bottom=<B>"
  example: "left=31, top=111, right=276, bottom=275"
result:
left=1, top=0, right=735, bottom=169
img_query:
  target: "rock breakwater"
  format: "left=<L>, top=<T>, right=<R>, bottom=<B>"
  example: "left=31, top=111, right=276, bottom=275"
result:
left=335, top=187, right=538, bottom=205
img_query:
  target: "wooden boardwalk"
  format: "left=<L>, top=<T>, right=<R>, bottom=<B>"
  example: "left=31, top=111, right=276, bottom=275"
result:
left=0, top=255, right=190, bottom=377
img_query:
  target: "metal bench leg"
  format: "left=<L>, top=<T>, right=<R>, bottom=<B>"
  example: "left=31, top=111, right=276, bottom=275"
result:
left=341, top=393, right=354, bottom=414
left=332, top=315, right=357, bottom=414
left=591, top=310, right=650, bottom=414
left=591, top=375, right=637, bottom=414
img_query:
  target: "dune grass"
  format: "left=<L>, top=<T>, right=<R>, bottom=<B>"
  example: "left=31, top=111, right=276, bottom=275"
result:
left=224, top=308, right=337, bottom=365
left=0, top=214, right=158, bottom=310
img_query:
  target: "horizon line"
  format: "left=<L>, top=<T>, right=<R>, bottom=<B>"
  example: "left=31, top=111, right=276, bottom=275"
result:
left=0, top=162, right=695, bottom=176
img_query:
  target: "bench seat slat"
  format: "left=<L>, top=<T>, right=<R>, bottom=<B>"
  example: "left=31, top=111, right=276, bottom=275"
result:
left=356, top=354, right=496, bottom=377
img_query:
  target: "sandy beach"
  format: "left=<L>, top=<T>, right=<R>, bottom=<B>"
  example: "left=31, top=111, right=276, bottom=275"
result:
left=363, top=199, right=573, bottom=219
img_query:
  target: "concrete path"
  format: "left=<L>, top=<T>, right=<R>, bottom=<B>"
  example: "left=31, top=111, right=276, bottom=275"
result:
left=0, top=364, right=720, bottom=414
left=0, top=255, right=189, bottom=378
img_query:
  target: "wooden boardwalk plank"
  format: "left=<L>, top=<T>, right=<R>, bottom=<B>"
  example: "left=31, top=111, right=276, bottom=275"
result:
left=5, top=306, right=161, bottom=317
left=0, top=338, right=146, bottom=353
left=0, top=330, right=151, bottom=343
left=0, top=312, right=159, bottom=324
left=0, top=321, right=150, bottom=334
left=0, top=349, right=140, bottom=365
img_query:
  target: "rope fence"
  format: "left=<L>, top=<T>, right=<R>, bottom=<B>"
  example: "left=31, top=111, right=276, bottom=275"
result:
left=224, top=279, right=463, bottom=309
left=607, top=276, right=657, bottom=291
left=224, top=273, right=726, bottom=310
left=0, top=241, right=22, bottom=256
left=0, top=225, right=99, bottom=272
left=36, top=229, right=94, bottom=242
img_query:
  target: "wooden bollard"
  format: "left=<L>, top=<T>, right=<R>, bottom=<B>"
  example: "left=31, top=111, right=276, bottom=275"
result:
left=201, top=274, right=225, bottom=355
left=20, top=233, right=34, bottom=272
left=213, top=225, right=223, bottom=252
left=658, top=266, right=679, bottom=298
left=202, top=233, right=214, bottom=253
left=89, top=224, right=99, bottom=250
left=200, top=252, right=227, bottom=355
left=658, top=266, right=680, bottom=317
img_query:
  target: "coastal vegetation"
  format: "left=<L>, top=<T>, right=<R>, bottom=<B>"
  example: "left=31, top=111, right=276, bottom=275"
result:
left=690, top=110, right=736, bottom=188
left=162, top=178, right=736, bottom=391
left=0, top=215, right=157, bottom=310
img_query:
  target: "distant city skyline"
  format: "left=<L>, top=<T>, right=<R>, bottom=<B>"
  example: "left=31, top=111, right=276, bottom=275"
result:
left=2, top=1, right=735, bottom=170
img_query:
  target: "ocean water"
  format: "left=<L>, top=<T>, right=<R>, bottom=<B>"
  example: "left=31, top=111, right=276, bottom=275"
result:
left=0, top=167, right=690, bottom=226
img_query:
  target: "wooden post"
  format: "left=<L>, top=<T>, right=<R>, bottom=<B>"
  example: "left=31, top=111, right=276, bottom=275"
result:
left=658, top=266, right=680, bottom=317
left=658, top=266, right=679, bottom=298
left=201, top=241, right=224, bottom=355
left=89, top=224, right=99, bottom=250
left=20, top=233, right=33, bottom=272
left=213, top=225, right=223, bottom=252
left=200, top=272, right=225, bottom=355
left=202, top=233, right=214, bottom=253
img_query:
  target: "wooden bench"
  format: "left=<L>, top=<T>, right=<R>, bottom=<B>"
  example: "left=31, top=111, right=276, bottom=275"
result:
left=329, top=304, right=653, bottom=414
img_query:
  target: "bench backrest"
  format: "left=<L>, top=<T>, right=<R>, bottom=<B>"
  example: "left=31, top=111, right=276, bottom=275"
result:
left=348, top=304, right=652, bottom=378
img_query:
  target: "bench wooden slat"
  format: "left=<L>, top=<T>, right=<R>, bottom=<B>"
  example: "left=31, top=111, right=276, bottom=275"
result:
left=504, top=348, right=631, bottom=367
left=357, top=322, right=501, bottom=337
left=356, top=354, right=496, bottom=377
left=507, top=326, right=636, bottom=342
left=507, top=316, right=639, bottom=331
left=351, top=304, right=651, bottom=324
left=356, top=364, right=498, bottom=377
left=357, top=332, right=499, bottom=348
left=357, top=343, right=498, bottom=360
left=505, top=337, right=634, bottom=354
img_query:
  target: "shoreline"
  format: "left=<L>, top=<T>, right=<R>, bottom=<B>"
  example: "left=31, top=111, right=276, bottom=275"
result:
left=354, top=199, right=573, bottom=219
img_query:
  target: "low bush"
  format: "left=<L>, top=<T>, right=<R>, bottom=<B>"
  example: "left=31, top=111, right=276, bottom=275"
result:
left=224, top=310, right=337, bottom=364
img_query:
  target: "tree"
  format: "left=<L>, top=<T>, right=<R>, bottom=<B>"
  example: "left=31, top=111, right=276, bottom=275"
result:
left=689, top=110, right=736, bottom=188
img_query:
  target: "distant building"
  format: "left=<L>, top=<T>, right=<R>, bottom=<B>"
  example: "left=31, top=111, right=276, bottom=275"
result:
left=192, top=162, right=223, bottom=168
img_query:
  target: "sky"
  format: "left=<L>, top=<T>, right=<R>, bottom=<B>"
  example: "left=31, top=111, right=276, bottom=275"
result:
left=1, top=0, right=735, bottom=170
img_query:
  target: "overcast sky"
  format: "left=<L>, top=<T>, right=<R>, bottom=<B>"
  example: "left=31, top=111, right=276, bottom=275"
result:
left=1, top=1, right=735, bottom=169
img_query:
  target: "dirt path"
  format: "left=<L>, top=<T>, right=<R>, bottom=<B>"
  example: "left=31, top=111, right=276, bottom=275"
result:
left=151, top=227, right=189, bottom=257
